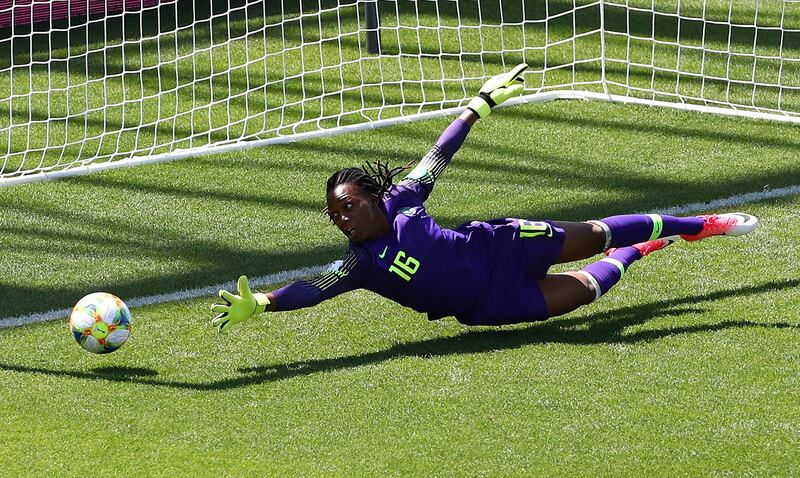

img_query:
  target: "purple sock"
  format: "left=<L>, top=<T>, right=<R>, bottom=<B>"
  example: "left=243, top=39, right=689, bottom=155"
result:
left=594, top=214, right=704, bottom=249
left=579, top=247, right=641, bottom=299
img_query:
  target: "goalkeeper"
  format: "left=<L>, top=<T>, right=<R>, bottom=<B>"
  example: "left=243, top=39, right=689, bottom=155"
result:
left=211, top=63, right=758, bottom=332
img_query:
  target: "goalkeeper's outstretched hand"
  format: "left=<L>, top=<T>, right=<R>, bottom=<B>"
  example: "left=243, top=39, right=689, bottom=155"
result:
left=467, top=63, right=528, bottom=119
left=211, top=275, right=270, bottom=333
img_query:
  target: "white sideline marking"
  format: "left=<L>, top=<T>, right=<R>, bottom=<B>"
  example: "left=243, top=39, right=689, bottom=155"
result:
left=653, top=185, right=800, bottom=216
left=0, top=265, right=326, bottom=330
left=1, top=185, right=798, bottom=329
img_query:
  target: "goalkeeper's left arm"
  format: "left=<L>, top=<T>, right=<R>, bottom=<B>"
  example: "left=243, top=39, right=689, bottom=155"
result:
left=400, top=63, right=527, bottom=200
left=465, top=62, right=527, bottom=120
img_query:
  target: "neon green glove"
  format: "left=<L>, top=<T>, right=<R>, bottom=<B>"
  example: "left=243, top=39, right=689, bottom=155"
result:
left=466, top=63, right=528, bottom=119
left=211, top=275, right=270, bottom=334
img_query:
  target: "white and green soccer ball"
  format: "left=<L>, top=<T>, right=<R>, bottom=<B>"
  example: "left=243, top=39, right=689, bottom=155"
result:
left=69, top=292, right=132, bottom=354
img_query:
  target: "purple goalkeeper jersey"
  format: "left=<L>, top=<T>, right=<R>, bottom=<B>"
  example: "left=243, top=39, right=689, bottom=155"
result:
left=272, top=118, right=565, bottom=325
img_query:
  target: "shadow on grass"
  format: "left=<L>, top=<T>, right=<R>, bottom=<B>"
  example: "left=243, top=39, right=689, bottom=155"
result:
left=0, top=364, right=162, bottom=382
left=1, top=279, right=797, bottom=391
left=91, top=366, right=159, bottom=378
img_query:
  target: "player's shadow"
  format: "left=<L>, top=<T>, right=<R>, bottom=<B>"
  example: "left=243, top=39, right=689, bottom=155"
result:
left=90, top=366, right=159, bottom=379
left=0, top=279, right=796, bottom=390
left=0, top=364, right=160, bottom=383
left=228, top=278, right=799, bottom=389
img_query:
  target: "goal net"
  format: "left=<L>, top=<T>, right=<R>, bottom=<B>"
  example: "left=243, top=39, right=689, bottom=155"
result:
left=2, top=0, right=799, bottom=185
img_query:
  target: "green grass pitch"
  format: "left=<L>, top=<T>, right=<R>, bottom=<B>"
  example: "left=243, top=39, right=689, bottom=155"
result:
left=1, top=1, right=800, bottom=476
left=1, top=100, right=798, bottom=476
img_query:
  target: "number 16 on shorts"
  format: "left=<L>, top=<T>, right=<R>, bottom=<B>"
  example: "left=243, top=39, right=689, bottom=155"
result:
left=518, top=219, right=553, bottom=238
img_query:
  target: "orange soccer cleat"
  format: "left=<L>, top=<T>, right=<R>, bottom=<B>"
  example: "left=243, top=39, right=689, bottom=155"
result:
left=606, top=235, right=680, bottom=257
left=680, top=212, right=759, bottom=242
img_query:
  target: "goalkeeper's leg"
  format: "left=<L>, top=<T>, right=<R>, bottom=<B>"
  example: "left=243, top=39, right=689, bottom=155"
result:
left=540, top=212, right=758, bottom=317
left=540, top=238, right=674, bottom=317
left=555, top=214, right=705, bottom=263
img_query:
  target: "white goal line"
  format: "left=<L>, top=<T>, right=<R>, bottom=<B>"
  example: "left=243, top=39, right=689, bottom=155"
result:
left=1, top=184, right=799, bottom=329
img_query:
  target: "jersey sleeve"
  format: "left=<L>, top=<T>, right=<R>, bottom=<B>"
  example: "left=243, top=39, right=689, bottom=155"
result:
left=399, top=117, right=471, bottom=201
left=271, top=249, right=364, bottom=311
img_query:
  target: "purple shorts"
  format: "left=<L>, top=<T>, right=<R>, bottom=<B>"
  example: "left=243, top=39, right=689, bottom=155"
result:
left=455, top=218, right=566, bottom=326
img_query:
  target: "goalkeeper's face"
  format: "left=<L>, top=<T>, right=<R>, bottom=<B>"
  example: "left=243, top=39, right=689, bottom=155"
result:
left=326, top=183, right=388, bottom=244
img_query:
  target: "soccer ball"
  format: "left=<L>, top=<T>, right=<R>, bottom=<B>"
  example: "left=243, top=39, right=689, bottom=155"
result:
left=69, top=292, right=132, bottom=354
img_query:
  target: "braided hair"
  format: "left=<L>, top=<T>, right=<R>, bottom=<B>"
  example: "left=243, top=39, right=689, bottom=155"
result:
left=324, top=160, right=410, bottom=217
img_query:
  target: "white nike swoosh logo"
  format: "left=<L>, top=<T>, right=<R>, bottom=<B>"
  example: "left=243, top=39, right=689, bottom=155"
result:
left=378, top=246, right=388, bottom=259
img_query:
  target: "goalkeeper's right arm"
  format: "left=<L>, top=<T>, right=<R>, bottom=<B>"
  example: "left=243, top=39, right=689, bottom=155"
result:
left=211, top=251, right=362, bottom=333
left=211, top=275, right=273, bottom=333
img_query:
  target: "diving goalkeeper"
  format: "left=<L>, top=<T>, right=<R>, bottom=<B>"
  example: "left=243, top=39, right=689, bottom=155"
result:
left=211, top=63, right=758, bottom=332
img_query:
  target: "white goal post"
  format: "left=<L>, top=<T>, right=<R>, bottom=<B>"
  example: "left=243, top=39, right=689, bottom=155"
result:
left=2, top=0, right=799, bottom=186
